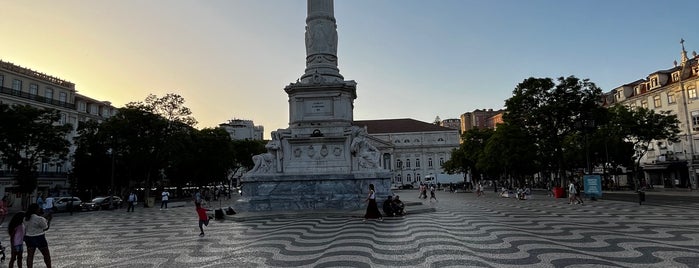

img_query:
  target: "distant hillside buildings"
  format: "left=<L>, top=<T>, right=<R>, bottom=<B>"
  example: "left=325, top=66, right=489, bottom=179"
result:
left=219, top=119, right=264, bottom=140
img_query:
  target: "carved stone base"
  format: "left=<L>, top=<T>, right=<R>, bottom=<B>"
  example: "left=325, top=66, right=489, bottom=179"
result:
left=233, top=172, right=392, bottom=212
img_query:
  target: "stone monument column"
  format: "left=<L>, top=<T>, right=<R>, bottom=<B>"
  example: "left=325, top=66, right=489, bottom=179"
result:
left=302, top=0, right=343, bottom=83
left=235, top=0, right=392, bottom=213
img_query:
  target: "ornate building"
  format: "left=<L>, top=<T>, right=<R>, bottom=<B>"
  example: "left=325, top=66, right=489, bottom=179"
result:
left=354, top=118, right=461, bottom=186
left=603, top=40, right=699, bottom=189
left=0, top=60, right=115, bottom=198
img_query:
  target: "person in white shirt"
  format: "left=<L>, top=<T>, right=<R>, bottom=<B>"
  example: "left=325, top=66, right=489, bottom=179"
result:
left=160, top=190, right=170, bottom=209
left=43, top=194, right=55, bottom=216
left=24, top=203, right=52, bottom=268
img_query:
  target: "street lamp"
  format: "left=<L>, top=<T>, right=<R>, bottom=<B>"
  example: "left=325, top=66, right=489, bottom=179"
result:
left=107, top=147, right=115, bottom=210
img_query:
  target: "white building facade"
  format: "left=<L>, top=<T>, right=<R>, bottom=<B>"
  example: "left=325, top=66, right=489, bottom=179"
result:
left=354, top=118, right=461, bottom=186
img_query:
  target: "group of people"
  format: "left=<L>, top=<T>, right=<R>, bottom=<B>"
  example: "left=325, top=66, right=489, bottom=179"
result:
left=382, top=195, right=406, bottom=217
left=7, top=203, right=53, bottom=268
left=418, top=184, right=438, bottom=202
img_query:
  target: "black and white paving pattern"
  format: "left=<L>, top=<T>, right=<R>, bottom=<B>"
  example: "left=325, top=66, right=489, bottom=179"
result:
left=16, top=191, right=699, bottom=268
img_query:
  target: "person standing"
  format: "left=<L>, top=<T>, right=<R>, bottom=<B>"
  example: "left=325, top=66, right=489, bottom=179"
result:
left=24, top=203, right=52, bottom=268
left=8, top=212, right=25, bottom=268
left=127, top=191, right=137, bottom=212
left=35, top=194, right=44, bottom=211
left=43, top=194, right=55, bottom=218
left=363, top=184, right=382, bottom=222
left=160, top=189, right=170, bottom=210
left=195, top=203, right=213, bottom=237
left=568, top=180, right=578, bottom=204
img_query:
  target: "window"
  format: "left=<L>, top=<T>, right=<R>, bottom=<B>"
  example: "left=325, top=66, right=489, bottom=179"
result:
left=60, top=113, right=67, bottom=125
left=404, top=139, right=410, bottom=143
left=90, top=104, right=98, bottom=115
left=396, top=159, right=402, bottom=169
left=394, top=140, right=400, bottom=143
left=692, top=111, right=699, bottom=131
left=439, top=157, right=444, bottom=166
left=78, top=101, right=86, bottom=112
left=653, top=95, right=661, bottom=108
left=12, top=79, right=22, bottom=90
left=0, top=75, right=4, bottom=87
left=651, top=77, right=658, bottom=88
left=437, top=138, right=444, bottom=142
left=45, top=88, right=53, bottom=99
left=416, top=174, right=421, bottom=181
left=29, top=84, right=39, bottom=95
left=405, top=159, right=411, bottom=168
left=59, top=92, right=67, bottom=103
left=406, top=174, right=412, bottom=182
left=641, top=100, right=648, bottom=109
left=668, top=92, right=676, bottom=104
left=416, top=158, right=421, bottom=168
left=689, top=88, right=698, bottom=99
left=673, top=72, right=680, bottom=82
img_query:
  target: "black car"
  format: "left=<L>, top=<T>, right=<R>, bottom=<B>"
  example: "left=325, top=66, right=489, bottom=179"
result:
left=398, top=184, right=414, bottom=190
left=81, top=196, right=124, bottom=211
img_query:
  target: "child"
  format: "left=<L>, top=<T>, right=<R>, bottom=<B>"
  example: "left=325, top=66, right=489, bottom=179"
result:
left=195, top=203, right=213, bottom=237
left=8, top=212, right=26, bottom=268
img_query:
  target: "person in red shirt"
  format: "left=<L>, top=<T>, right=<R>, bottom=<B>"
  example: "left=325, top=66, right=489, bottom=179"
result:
left=195, top=203, right=213, bottom=237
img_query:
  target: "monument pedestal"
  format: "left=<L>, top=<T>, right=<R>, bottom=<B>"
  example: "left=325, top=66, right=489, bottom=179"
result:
left=234, top=172, right=391, bottom=212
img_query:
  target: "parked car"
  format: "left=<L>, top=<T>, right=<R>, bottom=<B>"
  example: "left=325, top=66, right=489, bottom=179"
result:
left=54, top=197, right=82, bottom=212
left=81, top=196, right=124, bottom=211
left=392, top=184, right=414, bottom=190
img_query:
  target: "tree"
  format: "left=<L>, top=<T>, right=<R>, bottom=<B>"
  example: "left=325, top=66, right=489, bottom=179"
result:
left=606, top=105, right=680, bottom=189
left=0, top=104, right=72, bottom=198
left=443, top=128, right=493, bottom=184
left=480, top=122, right=538, bottom=186
left=504, top=76, right=603, bottom=183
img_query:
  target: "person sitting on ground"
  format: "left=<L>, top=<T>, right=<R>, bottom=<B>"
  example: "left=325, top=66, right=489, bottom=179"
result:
left=382, top=196, right=395, bottom=217
left=392, top=195, right=405, bottom=216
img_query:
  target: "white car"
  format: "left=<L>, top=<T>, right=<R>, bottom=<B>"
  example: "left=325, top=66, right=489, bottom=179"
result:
left=53, top=197, right=82, bottom=212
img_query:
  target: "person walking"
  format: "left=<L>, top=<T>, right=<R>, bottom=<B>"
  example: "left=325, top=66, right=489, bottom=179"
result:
left=127, top=191, right=137, bottom=212
left=363, top=184, right=382, bottom=222
left=24, top=203, right=52, bottom=268
left=195, top=203, right=213, bottom=237
left=43, top=194, right=55, bottom=218
left=8, top=212, right=25, bottom=268
left=160, top=189, right=170, bottom=210
left=568, top=180, right=578, bottom=204
left=429, top=185, right=438, bottom=202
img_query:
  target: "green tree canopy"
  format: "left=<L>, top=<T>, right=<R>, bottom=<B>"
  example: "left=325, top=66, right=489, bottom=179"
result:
left=0, top=104, right=72, bottom=193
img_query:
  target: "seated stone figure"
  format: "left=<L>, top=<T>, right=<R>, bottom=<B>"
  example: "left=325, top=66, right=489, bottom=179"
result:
left=350, top=127, right=380, bottom=169
left=250, top=131, right=282, bottom=173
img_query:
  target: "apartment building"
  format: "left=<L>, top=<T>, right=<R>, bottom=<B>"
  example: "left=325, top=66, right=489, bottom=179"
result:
left=603, top=42, right=699, bottom=189
left=0, top=60, right=115, bottom=197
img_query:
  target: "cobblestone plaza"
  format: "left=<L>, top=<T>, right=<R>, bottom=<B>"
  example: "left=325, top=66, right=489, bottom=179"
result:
left=24, top=191, right=699, bottom=267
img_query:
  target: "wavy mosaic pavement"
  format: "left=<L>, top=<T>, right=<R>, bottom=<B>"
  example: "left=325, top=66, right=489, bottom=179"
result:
left=20, top=192, right=699, bottom=268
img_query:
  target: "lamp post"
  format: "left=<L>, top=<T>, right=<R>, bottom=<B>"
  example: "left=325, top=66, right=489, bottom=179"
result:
left=678, top=39, right=697, bottom=190
left=107, top=147, right=115, bottom=210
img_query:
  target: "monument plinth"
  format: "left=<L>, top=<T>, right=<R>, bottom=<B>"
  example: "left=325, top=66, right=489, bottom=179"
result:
left=234, top=0, right=391, bottom=212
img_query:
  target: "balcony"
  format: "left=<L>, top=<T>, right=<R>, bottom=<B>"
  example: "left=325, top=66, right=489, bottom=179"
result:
left=0, top=86, right=76, bottom=110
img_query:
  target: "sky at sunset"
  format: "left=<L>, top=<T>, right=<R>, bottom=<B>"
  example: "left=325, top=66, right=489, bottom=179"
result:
left=2, top=0, right=697, bottom=139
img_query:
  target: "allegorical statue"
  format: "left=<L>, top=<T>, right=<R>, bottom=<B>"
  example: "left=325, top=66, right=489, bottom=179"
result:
left=350, top=127, right=380, bottom=168
left=250, top=131, right=283, bottom=173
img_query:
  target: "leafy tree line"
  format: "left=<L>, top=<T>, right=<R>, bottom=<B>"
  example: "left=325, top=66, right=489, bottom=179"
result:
left=444, top=76, right=680, bottom=189
left=0, top=93, right=267, bottom=203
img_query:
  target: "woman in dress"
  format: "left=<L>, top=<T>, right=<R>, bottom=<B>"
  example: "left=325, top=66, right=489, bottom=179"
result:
left=364, top=184, right=383, bottom=222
